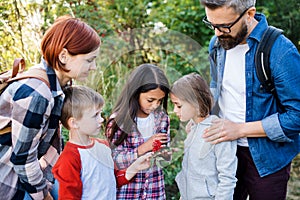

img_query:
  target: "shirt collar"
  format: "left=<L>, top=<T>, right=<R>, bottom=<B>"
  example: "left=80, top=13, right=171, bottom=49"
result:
left=39, top=58, right=64, bottom=98
left=247, top=13, right=269, bottom=43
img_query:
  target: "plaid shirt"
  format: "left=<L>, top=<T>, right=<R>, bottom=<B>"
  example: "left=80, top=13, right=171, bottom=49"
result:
left=106, top=110, right=170, bottom=200
left=0, top=60, right=64, bottom=200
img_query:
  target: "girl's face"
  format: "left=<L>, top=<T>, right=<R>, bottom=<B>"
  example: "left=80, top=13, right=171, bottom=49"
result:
left=63, top=47, right=100, bottom=82
left=138, top=88, right=165, bottom=118
left=76, top=107, right=104, bottom=137
left=170, top=93, right=197, bottom=122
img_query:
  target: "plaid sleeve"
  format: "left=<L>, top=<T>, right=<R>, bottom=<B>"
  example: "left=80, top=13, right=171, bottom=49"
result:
left=106, top=118, right=140, bottom=169
left=10, top=84, right=53, bottom=199
left=154, top=111, right=171, bottom=145
left=106, top=111, right=169, bottom=199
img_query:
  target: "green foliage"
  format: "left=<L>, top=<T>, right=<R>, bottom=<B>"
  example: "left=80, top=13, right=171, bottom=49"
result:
left=288, top=154, right=300, bottom=199
left=163, top=117, right=186, bottom=199
left=256, top=0, right=300, bottom=50
left=148, top=0, right=212, bottom=47
left=0, top=0, right=43, bottom=70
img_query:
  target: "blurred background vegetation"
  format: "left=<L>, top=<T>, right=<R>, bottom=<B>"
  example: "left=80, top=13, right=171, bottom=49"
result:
left=1, top=0, right=299, bottom=199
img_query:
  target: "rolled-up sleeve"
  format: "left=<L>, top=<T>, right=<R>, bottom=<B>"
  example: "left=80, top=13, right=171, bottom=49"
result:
left=262, top=40, right=300, bottom=142
left=262, top=113, right=293, bottom=142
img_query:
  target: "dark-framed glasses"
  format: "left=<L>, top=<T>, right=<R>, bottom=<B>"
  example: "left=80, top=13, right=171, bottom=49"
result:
left=202, top=6, right=252, bottom=33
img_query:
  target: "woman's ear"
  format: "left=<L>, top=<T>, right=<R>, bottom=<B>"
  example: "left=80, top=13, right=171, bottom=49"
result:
left=58, top=48, right=69, bottom=64
left=68, top=117, right=79, bottom=129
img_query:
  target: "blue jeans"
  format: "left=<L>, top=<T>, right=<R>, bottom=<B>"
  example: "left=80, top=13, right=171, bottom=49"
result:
left=24, top=180, right=59, bottom=200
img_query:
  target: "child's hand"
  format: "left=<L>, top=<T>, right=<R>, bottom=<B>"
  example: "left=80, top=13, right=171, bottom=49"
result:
left=44, top=192, right=53, bottom=200
left=150, top=147, right=173, bottom=168
left=152, top=146, right=174, bottom=161
left=159, top=147, right=173, bottom=157
left=134, top=152, right=153, bottom=171
left=155, top=132, right=169, bottom=145
left=185, top=120, right=195, bottom=134
left=137, top=133, right=168, bottom=156
left=125, top=152, right=153, bottom=180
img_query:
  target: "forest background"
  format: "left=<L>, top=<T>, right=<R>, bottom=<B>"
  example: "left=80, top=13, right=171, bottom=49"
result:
left=0, top=0, right=299, bottom=199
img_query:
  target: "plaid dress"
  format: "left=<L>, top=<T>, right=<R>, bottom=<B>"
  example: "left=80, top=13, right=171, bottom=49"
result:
left=0, top=60, right=64, bottom=199
left=106, top=110, right=170, bottom=200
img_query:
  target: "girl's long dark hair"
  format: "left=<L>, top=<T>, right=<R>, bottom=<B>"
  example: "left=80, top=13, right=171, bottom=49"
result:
left=106, top=64, right=169, bottom=147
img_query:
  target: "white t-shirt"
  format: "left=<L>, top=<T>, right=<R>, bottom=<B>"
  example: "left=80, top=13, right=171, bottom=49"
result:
left=136, top=112, right=155, bottom=142
left=219, top=43, right=249, bottom=146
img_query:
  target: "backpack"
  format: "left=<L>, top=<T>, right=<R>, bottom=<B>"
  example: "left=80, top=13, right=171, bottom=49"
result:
left=211, top=26, right=283, bottom=94
left=0, top=58, right=50, bottom=135
left=255, top=26, right=283, bottom=93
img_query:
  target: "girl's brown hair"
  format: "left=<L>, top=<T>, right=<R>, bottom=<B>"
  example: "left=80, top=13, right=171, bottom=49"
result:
left=171, top=72, right=213, bottom=117
left=41, top=15, right=101, bottom=71
left=106, top=64, right=170, bottom=146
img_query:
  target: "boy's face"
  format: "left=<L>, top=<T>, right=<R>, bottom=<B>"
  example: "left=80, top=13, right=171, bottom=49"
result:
left=76, top=107, right=104, bottom=137
left=170, top=93, right=197, bottom=122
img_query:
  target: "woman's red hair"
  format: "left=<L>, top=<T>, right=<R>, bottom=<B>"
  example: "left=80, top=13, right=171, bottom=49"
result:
left=41, top=15, right=101, bottom=71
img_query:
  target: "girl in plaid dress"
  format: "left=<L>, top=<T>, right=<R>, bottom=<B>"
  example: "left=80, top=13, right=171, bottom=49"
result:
left=106, top=63, right=171, bottom=200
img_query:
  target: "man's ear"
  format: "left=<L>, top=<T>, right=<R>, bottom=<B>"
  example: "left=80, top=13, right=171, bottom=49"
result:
left=247, top=7, right=256, bottom=19
left=68, top=117, right=79, bottom=129
left=58, top=48, right=69, bottom=64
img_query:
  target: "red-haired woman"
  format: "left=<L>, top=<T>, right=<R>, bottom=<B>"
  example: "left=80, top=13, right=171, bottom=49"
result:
left=0, top=15, right=100, bottom=200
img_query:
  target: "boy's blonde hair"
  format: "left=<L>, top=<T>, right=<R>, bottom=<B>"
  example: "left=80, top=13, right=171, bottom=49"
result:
left=61, top=85, right=104, bottom=130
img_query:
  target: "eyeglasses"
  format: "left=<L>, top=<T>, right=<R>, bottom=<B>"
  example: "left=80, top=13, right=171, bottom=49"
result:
left=202, top=7, right=252, bottom=33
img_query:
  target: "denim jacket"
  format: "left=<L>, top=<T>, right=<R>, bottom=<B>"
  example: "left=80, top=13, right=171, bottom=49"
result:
left=208, top=13, right=300, bottom=177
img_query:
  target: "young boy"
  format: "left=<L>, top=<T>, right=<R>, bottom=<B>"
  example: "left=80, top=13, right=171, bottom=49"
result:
left=52, top=85, right=152, bottom=200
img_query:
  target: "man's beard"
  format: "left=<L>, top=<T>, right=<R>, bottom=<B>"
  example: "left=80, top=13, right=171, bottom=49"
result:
left=218, top=22, right=248, bottom=50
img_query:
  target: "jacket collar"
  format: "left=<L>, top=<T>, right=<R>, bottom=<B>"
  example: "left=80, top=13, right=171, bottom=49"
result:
left=247, top=13, right=269, bottom=43
left=40, top=58, right=64, bottom=98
